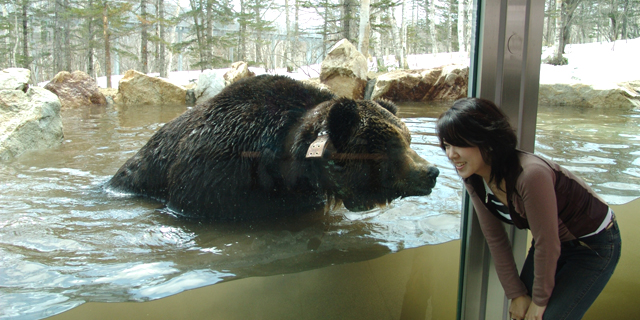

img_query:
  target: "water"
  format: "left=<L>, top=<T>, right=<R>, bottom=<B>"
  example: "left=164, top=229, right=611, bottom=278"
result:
left=1, top=102, right=639, bottom=319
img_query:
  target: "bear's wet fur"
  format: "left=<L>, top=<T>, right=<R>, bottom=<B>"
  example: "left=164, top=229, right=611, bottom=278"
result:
left=107, top=75, right=439, bottom=221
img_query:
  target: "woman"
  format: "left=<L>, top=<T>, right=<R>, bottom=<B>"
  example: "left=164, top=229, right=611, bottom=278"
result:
left=436, top=98, right=621, bottom=320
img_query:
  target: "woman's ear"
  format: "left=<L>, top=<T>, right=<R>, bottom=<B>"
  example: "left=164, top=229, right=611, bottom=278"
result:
left=327, top=98, right=360, bottom=150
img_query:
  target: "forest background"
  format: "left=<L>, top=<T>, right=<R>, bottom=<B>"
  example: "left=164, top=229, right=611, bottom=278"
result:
left=2, top=0, right=639, bottom=87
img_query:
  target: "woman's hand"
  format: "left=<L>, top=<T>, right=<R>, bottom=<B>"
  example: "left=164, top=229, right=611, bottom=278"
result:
left=509, top=295, right=531, bottom=319
left=524, top=301, right=546, bottom=320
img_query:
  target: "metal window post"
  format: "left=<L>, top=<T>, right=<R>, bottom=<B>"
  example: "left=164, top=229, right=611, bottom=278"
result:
left=457, top=0, right=545, bottom=319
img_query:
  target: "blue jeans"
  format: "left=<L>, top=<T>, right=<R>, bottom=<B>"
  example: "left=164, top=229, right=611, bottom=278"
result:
left=519, top=219, right=621, bottom=320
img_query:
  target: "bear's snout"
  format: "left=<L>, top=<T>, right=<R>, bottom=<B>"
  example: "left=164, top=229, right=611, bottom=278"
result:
left=402, top=165, right=439, bottom=197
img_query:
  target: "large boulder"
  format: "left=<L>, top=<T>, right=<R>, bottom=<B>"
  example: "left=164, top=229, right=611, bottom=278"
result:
left=44, top=70, right=107, bottom=108
left=371, top=64, right=469, bottom=102
left=114, top=70, right=187, bottom=106
left=320, top=39, right=368, bottom=99
left=538, top=83, right=640, bottom=109
left=1, top=69, right=63, bottom=161
left=0, top=68, right=31, bottom=92
left=195, top=69, right=226, bottom=105
left=619, top=80, right=640, bottom=95
left=223, top=61, right=255, bottom=86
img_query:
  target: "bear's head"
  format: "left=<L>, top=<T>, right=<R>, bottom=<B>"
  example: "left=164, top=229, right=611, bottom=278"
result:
left=291, top=98, right=439, bottom=212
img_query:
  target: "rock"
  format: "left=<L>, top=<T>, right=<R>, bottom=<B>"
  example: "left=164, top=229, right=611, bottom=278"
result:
left=195, top=69, right=226, bottom=105
left=99, top=88, right=118, bottom=106
left=44, top=71, right=107, bottom=108
left=371, top=64, right=468, bottom=102
left=114, top=70, right=187, bottom=106
left=619, top=80, right=640, bottom=94
left=223, top=61, right=255, bottom=86
left=538, top=83, right=640, bottom=109
left=320, top=39, right=368, bottom=99
left=300, top=78, right=332, bottom=92
left=0, top=68, right=31, bottom=92
left=0, top=86, right=63, bottom=161
left=186, top=89, right=196, bottom=105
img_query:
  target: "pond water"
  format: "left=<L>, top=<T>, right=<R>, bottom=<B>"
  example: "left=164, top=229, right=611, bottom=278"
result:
left=1, top=102, right=639, bottom=319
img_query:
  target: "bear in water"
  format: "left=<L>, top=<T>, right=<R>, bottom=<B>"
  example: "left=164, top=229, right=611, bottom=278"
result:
left=107, top=75, right=439, bottom=220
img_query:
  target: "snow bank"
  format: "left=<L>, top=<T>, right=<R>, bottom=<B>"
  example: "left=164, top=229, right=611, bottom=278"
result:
left=67, top=37, right=639, bottom=89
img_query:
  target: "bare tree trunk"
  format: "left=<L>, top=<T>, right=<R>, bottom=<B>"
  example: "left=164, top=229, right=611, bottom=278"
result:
left=608, top=0, right=621, bottom=41
left=254, top=4, right=262, bottom=65
left=401, top=0, right=408, bottom=68
left=291, top=0, right=304, bottom=65
left=22, top=0, right=29, bottom=69
left=166, top=5, right=180, bottom=75
left=554, top=0, right=581, bottom=62
left=284, top=0, right=290, bottom=68
left=64, top=0, right=71, bottom=71
left=544, top=0, right=553, bottom=46
left=1, top=4, right=9, bottom=66
left=103, top=2, right=112, bottom=88
left=357, top=0, right=370, bottom=57
left=390, top=11, right=401, bottom=69
left=141, top=0, right=148, bottom=73
left=621, top=0, right=629, bottom=40
left=13, top=8, right=19, bottom=67
left=554, top=0, right=563, bottom=60
left=458, top=0, right=465, bottom=52
left=322, top=0, right=329, bottom=57
left=205, top=0, right=213, bottom=68
left=429, top=0, right=438, bottom=53
left=341, top=0, right=354, bottom=41
left=88, top=0, right=95, bottom=77
left=371, top=8, right=381, bottom=59
left=446, top=0, right=452, bottom=52
left=159, top=0, right=166, bottom=77
left=189, top=0, right=205, bottom=70
left=293, top=0, right=299, bottom=65
left=238, top=0, right=246, bottom=61
left=466, top=0, right=472, bottom=52
left=53, top=0, right=61, bottom=72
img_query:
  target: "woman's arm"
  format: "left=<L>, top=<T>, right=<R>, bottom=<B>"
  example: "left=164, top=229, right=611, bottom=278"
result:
left=516, top=161, right=561, bottom=307
left=466, top=183, right=528, bottom=299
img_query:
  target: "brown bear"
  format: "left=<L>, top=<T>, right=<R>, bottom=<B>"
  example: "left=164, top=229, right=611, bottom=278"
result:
left=106, top=75, right=439, bottom=220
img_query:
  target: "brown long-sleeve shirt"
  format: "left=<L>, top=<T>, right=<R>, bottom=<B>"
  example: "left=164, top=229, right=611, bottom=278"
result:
left=464, top=151, right=609, bottom=306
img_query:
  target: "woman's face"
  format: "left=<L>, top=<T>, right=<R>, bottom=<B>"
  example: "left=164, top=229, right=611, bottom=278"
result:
left=443, top=142, right=491, bottom=180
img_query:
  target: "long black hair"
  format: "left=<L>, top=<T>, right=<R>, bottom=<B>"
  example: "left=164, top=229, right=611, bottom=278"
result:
left=436, top=97, right=519, bottom=191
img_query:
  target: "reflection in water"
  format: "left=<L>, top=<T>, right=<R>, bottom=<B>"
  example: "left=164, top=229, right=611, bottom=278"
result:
left=0, top=102, right=638, bottom=319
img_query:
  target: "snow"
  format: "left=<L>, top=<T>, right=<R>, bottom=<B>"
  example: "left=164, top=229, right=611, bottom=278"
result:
left=78, top=37, right=640, bottom=89
left=539, top=37, right=640, bottom=85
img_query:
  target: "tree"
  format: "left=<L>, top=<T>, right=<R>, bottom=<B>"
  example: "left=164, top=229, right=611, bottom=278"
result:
left=185, top=0, right=233, bottom=70
left=458, top=0, right=466, bottom=52
left=99, top=0, right=132, bottom=87
left=552, top=0, right=582, bottom=65
left=428, top=0, right=437, bottom=53
left=357, top=0, right=370, bottom=56
left=300, top=0, right=341, bottom=58
left=140, top=0, right=149, bottom=73
left=341, top=0, right=355, bottom=42
left=20, top=0, right=29, bottom=69
left=157, top=0, right=166, bottom=77
left=103, top=2, right=111, bottom=87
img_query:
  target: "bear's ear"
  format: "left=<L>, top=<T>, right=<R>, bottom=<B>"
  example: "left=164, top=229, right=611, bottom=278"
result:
left=374, top=99, right=398, bottom=115
left=328, top=98, right=360, bottom=149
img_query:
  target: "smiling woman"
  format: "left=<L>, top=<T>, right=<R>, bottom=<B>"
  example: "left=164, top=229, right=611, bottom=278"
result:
left=437, top=97, right=622, bottom=320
